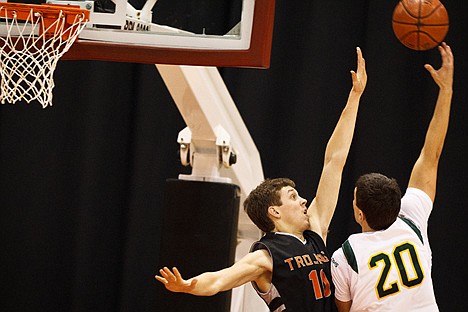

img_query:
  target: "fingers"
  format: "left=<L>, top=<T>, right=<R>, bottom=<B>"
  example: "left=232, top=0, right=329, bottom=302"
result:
left=155, top=275, right=167, bottom=284
left=356, top=47, right=365, bottom=71
left=356, top=46, right=362, bottom=60
left=154, top=267, right=170, bottom=284
left=440, top=42, right=451, bottom=56
left=155, top=266, right=177, bottom=283
left=439, top=42, right=454, bottom=66
left=161, top=267, right=174, bottom=279
left=424, top=64, right=435, bottom=75
left=424, top=42, right=454, bottom=74
left=424, top=42, right=454, bottom=89
left=173, top=267, right=183, bottom=280
left=350, top=70, right=357, bottom=83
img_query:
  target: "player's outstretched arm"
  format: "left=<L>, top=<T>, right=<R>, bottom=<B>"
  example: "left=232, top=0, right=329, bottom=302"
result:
left=155, top=249, right=271, bottom=296
left=408, top=42, right=454, bottom=202
left=308, top=47, right=367, bottom=242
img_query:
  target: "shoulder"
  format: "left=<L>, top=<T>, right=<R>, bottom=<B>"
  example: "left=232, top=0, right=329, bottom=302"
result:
left=249, top=235, right=274, bottom=262
left=401, top=188, right=433, bottom=211
left=331, top=246, right=346, bottom=264
left=243, top=248, right=272, bottom=272
left=250, top=233, right=275, bottom=251
left=304, top=230, right=326, bottom=245
left=331, top=247, right=353, bottom=286
left=332, top=245, right=345, bottom=257
left=400, top=187, right=433, bottom=225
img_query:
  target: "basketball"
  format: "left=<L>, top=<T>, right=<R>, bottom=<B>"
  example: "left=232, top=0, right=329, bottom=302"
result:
left=392, top=0, right=449, bottom=51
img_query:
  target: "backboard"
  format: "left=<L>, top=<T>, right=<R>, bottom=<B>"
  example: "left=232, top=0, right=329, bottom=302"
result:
left=52, top=0, right=276, bottom=68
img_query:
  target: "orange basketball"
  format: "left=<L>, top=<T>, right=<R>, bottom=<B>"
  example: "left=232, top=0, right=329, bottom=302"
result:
left=392, top=0, right=449, bottom=51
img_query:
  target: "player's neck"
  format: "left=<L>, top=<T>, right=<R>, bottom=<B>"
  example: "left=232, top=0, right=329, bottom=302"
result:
left=274, top=231, right=306, bottom=243
left=273, top=222, right=305, bottom=241
left=360, top=222, right=374, bottom=233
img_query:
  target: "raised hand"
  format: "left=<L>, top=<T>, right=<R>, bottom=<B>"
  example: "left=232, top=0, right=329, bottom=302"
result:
left=351, top=47, right=367, bottom=94
left=155, top=267, right=198, bottom=293
left=424, top=42, right=454, bottom=90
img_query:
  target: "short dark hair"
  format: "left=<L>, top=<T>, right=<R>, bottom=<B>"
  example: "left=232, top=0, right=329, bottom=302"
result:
left=243, top=178, right=295, bottom=233
left=355, top=173, right=402, bottom=230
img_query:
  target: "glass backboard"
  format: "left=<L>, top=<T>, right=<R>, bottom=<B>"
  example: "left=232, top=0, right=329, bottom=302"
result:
left=51, top=0, right=276, bottom=68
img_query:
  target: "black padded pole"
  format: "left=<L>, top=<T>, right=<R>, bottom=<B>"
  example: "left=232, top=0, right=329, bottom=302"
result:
left=156, top=178, right=241, bottom=311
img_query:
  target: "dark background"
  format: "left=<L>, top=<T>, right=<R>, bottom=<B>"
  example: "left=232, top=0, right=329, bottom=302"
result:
left=0, top=0, right=467, bottom=311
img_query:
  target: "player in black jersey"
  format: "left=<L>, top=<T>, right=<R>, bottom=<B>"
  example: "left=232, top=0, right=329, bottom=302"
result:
left=155, top=47, right=367, bottom=312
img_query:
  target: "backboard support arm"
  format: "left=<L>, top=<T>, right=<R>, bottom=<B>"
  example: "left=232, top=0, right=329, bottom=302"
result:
left=156, top=65, right=264, bottom=219
left=156, top=64, right=268, bottom=311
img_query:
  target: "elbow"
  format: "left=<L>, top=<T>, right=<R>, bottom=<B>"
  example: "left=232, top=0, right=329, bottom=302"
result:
left=421, top=145, right=444, bottom=163
left=324, top=152, right=347, bottom=169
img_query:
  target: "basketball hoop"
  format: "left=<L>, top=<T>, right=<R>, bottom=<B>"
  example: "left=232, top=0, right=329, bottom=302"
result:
left=0, top=3, right=89, bottom=108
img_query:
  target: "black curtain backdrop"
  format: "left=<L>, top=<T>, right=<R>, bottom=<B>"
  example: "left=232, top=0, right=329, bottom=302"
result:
left=0, top=1, right=467, bottom=311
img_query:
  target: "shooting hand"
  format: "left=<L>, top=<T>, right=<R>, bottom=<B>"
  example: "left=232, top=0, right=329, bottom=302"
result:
left=424, top=42, right=454, bottom=90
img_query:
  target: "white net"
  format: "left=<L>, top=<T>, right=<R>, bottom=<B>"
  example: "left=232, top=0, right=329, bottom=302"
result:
left=0, top=5, right=88, bottom=108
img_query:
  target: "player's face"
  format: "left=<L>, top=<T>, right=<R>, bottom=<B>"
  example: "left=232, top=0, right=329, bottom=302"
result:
left=277, top=186, right=309, bottom=229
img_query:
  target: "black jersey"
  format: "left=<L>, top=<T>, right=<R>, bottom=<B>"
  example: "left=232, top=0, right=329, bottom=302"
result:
left=250, top=230, right=334, bottom=312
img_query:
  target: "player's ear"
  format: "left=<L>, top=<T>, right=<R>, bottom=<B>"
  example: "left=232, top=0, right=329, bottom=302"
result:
left=358, top=210, right=366, bottom=222
left=355, top=207, right=365, bottom=222
left=268, top=206, right=280, bottom=219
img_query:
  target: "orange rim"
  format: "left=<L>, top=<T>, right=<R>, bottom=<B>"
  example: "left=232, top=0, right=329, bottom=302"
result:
left=0, top=2, right=89, bottom=23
